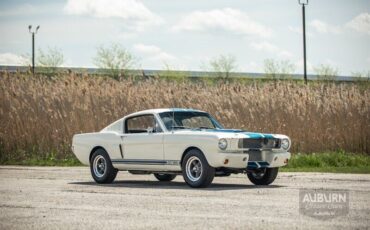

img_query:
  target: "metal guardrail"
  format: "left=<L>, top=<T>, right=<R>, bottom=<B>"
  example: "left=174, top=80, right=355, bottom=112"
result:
left=0, top=65, right=360, bottom=82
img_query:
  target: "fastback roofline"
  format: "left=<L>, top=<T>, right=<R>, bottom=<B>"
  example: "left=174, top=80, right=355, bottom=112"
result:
left=101, top=108, right=206, bottom=132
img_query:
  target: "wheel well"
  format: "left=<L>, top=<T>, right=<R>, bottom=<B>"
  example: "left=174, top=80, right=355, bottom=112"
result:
left=89, top=146, right=106, bottom=163
left=180, top=146, right=202, bottom=165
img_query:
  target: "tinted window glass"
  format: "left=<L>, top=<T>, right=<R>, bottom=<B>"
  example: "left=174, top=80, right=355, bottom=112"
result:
left=159, top=111, right=223, bottom=130
left=125, top=115, right=161, bottom=133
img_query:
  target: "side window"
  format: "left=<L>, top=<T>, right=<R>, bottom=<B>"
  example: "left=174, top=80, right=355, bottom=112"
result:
left=125, top=115, right=162, bottom=134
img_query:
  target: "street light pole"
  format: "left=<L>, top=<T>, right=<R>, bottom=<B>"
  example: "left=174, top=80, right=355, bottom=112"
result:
left=299, top=0, right=308, bottom=84
left=28, top=25, right=40, bottom=74
left=32, top=32, right=35, bottom=73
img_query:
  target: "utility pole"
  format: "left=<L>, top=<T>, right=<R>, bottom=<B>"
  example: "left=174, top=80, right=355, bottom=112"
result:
left=298, top=0, right=308, bottom=84
left=28, top=25, right=40, bottom=74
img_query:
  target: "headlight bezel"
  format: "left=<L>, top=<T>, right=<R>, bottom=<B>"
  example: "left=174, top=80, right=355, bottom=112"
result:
left=281, top=138, right=290, bottom=151
left=218, top=138, right=228, bottom=150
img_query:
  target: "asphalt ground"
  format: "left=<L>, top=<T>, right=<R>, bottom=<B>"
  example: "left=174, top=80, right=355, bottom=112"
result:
left=0, top=166, right=369, bottom=229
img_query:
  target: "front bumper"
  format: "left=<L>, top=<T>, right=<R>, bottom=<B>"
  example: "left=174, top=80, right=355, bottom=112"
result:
left=247, top=152, right=291, bottom=169
left=214, top=153, right=249, bottom=168
left=211, top=151, right=291, bottom=169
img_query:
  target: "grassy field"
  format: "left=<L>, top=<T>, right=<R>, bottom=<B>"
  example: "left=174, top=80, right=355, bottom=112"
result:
left=0, top=71, right=369, bottom=172
left=281, top=151, right=370, bottom=173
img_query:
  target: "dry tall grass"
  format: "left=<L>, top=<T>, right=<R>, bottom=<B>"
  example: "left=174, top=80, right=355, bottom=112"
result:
left=0, top=71, right=369, bottom=162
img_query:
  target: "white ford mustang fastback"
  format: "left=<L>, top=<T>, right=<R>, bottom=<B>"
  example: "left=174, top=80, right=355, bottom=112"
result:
left=72, top=108, right=291, bottom=188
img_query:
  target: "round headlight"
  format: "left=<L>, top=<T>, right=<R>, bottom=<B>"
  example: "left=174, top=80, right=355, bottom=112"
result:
left=218, top=138, right=228, bottom=150
left=281, top=138, right=290, bottom=150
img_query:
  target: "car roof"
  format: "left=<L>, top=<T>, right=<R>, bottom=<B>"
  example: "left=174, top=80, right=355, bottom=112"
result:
left=101, top=108, right=208, bottom=132
left=127, top=108, right=205, bottom=117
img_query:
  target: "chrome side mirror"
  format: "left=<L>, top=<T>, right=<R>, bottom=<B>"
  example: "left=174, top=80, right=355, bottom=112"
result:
left=147, top=127, right=154, bottom=133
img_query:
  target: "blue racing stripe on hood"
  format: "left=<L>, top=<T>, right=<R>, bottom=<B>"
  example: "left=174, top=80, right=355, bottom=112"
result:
left=262, top=134, right=274, bottom=139
left=243, top=132, right=264, bottom=139
left=205, top=129, right=244, bottom=133
left=205, top=129, right=274, bottom=139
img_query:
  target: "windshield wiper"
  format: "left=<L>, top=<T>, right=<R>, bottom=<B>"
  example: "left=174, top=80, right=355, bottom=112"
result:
left=171, top=126, right=215, bottom=130
left=197, top=127, right=215, bottom=130
left=171, top=126, right=193, bottom=130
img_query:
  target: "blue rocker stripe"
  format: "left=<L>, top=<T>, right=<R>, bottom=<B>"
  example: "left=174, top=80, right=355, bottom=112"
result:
left=112, top=159, right=167, bottom=165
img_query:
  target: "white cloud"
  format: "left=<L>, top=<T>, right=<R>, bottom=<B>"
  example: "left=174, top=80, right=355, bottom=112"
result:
left=173, top=8, right=272, bottom=38
left=308, top=15, right=370, bottom=36
left=288, top=26, right=302, bottom=34
left=243, top=61, right=262, bottom=73
left=133, top=44, right=176, bottom=62
left=323, top=58, right=337, bottom=66
left=309, top=19, right=341, bottom=34
left=278, top=51, right=293, bottom=59
left=0, top=53, right=28, bottom=66
left=294, top=58, right=313, bottom=73
left=64, top=0, right=164, bottom=31
left=288, top=26, right=313, bottom=37
left=346, top=13, right=370, bottom=35
left=250, top=41, right=293, bottom=59
left=251, top=41, right=279, bottom=53
left=134, top=44, right=162, bottom=54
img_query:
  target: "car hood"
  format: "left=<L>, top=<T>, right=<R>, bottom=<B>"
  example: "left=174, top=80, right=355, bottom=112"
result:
left=172, top=128, right=287, bottom=139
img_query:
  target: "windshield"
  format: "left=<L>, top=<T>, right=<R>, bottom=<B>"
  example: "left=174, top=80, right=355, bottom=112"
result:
left=159, top=111, right=223, bottom=130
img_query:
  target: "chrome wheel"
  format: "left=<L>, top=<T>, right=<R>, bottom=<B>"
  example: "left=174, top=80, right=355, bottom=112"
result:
left=185, top=156, right=203, bottom=182
left=93, top=155, right=106, bottom=178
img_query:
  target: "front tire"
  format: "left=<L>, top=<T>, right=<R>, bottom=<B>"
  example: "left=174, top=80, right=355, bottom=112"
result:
left=154, top=173, right=176, bottom=181
left=182, top=149, right=215, bottom=188
left=90, top=148, right=118, bottom=184
left=247, top=167, right=279, bottom=185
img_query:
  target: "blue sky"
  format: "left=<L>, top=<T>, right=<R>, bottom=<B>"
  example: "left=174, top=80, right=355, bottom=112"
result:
left=0, top=0, right=369, bottom=75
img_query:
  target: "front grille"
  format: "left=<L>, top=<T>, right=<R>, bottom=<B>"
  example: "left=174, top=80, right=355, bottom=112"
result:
left=238, top=138, right=280, bottom=149
left=247, top=150, right=263, bottom=161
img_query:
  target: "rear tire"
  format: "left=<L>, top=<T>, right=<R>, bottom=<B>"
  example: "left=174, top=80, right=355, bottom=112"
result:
left=90, top=148, right=118, bottom=184
left=154, top=173, right=176, bottom=181
left=182, top=149, right=215, bottom=188
left=247, top=167, right=279, bottom=185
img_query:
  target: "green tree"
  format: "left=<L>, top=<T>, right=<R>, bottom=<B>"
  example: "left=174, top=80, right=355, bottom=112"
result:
left=22, top=47, right=64, bottom=74
left=313, top=64, right=339, bottom=81
left=161, top=62, right=188, bottom=82
left=37, top=47, right=64, bottom=68
left=93, top=43, right=136, bottom=80
left=263, top=59, right=295, bottom=79
left=351, top=71, right=370, bottom=81
left=204, top=54, right=238, bottom=79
